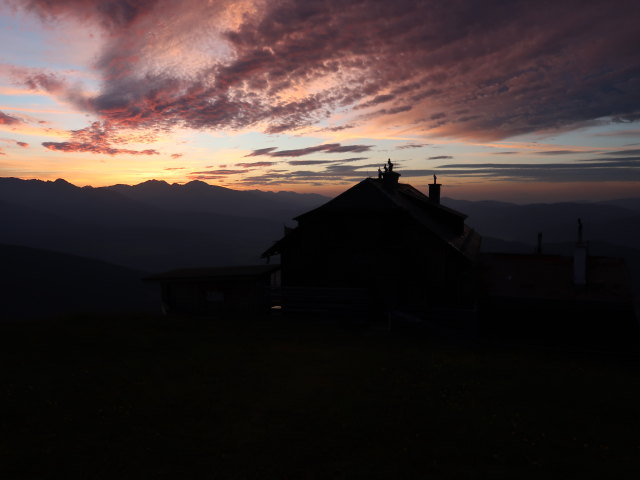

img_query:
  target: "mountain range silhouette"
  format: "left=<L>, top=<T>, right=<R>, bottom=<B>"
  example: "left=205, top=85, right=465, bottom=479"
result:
left=1, top=177, right=638, bottom=318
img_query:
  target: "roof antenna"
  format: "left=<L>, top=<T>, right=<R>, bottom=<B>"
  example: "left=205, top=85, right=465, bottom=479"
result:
left=536, top=232, right=542, bottom=254
left=574, top=218, right=587, bottom=286
left=577, top=217, right=583, bottom=244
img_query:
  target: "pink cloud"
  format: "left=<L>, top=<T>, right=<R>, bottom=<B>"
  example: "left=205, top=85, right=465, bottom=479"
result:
left=189, top=169, right=249, bottom=175
left=41, top=121, right=159, bottom=155
left=244, top=147, right=277, bottom=157
left=0, top=138, right=30, bottom=148
left=5, top=67, right=93, bottom=112
left=43, top=141, right=159, bottom=155
left=247, top=143, right=371, bottom=157
left=236, top=161, right=277, bottom=168
left=10, top=0, right=640, bottom=140
left=0, top=110, right=22, bottom=125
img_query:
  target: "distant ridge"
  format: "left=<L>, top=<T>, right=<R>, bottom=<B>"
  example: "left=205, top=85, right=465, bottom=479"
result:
left=443, top=197, right=640, bottom=249
left=0, top=177, right=327, bottom=272
left=107, top=178, right=328, bottom=218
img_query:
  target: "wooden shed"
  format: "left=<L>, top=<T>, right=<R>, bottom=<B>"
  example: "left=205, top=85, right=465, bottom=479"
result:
left=145, top=264, right=280, bottom=317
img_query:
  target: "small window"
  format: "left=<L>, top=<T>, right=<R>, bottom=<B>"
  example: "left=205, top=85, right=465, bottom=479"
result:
left=271, top=270, right=282, bottom=287
left=206, top=290, right=224, bottom=302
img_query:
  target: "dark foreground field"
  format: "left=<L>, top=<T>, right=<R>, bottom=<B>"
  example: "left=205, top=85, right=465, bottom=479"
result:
left=2, top=315, right=640, bottom=479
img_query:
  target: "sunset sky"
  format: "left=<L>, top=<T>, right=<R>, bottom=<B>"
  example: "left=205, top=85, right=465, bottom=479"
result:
left=1, top=0, right=639, bottom=202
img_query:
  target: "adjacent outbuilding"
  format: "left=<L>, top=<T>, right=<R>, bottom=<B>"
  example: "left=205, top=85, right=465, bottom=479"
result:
left=479, top=252, right=637, bottom=341
left=145, top=264, right=280, bottom=317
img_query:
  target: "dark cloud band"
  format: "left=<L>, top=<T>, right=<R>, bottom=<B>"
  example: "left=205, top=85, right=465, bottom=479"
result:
left=13, top=0, right=639, bottom=140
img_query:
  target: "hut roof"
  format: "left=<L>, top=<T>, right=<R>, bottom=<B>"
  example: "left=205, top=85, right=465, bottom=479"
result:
left=262, top=177, right=479, bottom=260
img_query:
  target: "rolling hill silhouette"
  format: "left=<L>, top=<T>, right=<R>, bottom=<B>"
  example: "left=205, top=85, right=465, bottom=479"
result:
left=0, top=244, right=157, bottom=319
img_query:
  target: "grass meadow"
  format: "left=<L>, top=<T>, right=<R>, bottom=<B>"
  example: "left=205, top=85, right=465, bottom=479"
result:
left=2, top=314, right=640, bottom=479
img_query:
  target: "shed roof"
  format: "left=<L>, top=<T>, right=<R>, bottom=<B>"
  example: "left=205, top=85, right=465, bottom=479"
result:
left=145, top=264, right=280, bottom=281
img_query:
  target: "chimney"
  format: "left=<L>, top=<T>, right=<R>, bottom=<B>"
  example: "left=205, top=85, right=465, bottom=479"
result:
left=428, top=174, right=441, bottom=204
left=381, top=158, right=400, bottom=186
left=573, top=218, right=587, bottom=286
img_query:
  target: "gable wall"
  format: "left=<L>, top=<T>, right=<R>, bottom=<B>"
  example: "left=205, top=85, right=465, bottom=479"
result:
left=280, top=212, right=474, bottom=307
